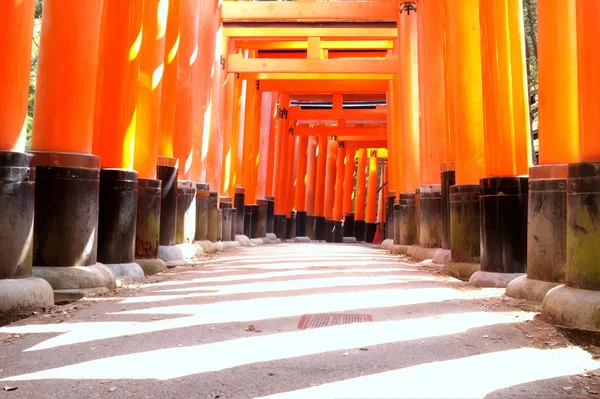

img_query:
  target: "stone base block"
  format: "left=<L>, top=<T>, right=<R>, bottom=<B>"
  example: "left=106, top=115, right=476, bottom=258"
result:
left=381, top=239, right=394, bottom=250
left=505, top=276, right=563, bottom=303
left=440, top=262, right=481, bottom=281
left=542, top=285, right=600, bottom=332
left=158, top=244, right=197, bottom=262
left=469, top=271, right=525, bottom=288
left=0, top=277, right=54, bottom=312
left=408, top=246, right=441, bottom=262
left=222, top=241, right=241, bottom=249
left=294, top=236, right=311, bottom=243
left=135, top=258, right=167, bottom=276
left=390, top=245, right=410, bottom=255
left=343, top=237, right=358, bottom=243
left=235, top=235, right=251, bottom=246
left=104, top=262, right=145, bottom=282
left=54, top=287, right=110, bottom=305
left=195, top=240, right=216, bottom=254
left=33, top=263, right=116, bottom=290
left=266, top=233, right=277, bottom=240
left=250, top=238, right=266, bottom=245
left=432, top=249, right=452, bottom=265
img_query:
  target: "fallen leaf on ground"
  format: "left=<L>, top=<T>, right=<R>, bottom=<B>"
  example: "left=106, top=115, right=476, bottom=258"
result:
left=211, top=392, right=221, bottom=398
left=524, top=334, right=534, bottom=339
left=483, top=335, right=489, bottom=339
left=3, top=385, right=17, bottom=392
left=563, top=387, right=572, bottom=391
left=359, top=348, right=369, bottom=351
left=109, top=387, right=117, bottom=392
left=342, top=352, right=349, bottom=356
left=244, top=325, right=256, bottom=332
left=545, top=341, right=559, bottom=346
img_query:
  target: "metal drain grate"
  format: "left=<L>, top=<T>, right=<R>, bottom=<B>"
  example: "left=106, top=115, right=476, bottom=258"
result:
left=298, top=313, right=373, bottom=330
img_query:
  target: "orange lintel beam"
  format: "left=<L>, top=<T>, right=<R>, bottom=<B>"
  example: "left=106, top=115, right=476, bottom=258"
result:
left=260, top=80, right=388, bottom=94
left=294, top=126, right=386, bottom=137
left=257, top=51, right=388, bottom=59
left=228, top=54, right=398, bottom=75
left=222, top=1, right=398, bottom=23
left=288, top=107, right=386, bottom=121
left=223, top=27, right=397, bottom=40
left=236, top=40, right=394, bottom=51
left=346, top=140, right=387, bottom=149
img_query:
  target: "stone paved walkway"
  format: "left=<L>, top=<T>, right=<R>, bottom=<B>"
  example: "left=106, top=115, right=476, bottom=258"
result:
left=1, top=243, right=599, bottom=398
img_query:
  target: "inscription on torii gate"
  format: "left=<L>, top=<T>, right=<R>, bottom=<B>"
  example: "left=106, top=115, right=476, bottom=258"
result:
left=399, top=2, right=417, bottom=15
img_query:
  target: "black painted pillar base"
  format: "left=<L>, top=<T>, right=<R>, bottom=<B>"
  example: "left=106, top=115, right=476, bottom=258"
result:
left=98, top=169, right=138, bottom=264
left=251, top=204, right=260, bottom=239
left=176, top=181, right=196, bottom=244
left=234, top=188, right=245, bottom=236
left=393, top=204, right=401, bottom=245
left=387, top=191, right=396, bottom=240
left=274, top=214, right=287, bottom=239
left=195, top=183, right=209, bottom=241
left=296, top=211, right=307, bottom=237
left=366, top=222, right=377, bottom=244
left=480, top=176, right=528, bottom=273
left=324, top=219, right=335, bottom=242
left=217, top=208, right=223, bottom=242
left=291, top=211, right=297, bottom=239
left=266, top=196, right=275, bottom=234
left=354, top=220, right=366, bottom=242
left=207, top=191, right=219, bottom=243
left=441, top=164, right=456, bottom=250
left=305, top=215, right=317, bottom=240
left=450, top=184, right=481, bottom=263
left=333, top=221, right=344, bottom=243
left=419, top=185, right=442, bottom=248
left=136, top=178, right=161, bottom=259
left=231, top=208, right=238, bottom=242
left=220, top=197, right=233, bottom=242
left=399, top=192, right=417, bottom=246
left=415, top=188, right=421, bottom=246
left=157, top=158, right=178, bottom=246
left=315, top=216, right=326, bottom=241
left=286, top=218, right=293, bottom=239
left=257, top=199, right=269, bottom=237
left=565, top=162, right=600, bottom=290
left=527, top=165, right=568, bottom=283
left=0, top=151, right=35, bottom=279
left=343, top=213, right=355, bottom=238
left=244, top=205, right=253, bottom=237
left=33, top=152, right=100, bottom=267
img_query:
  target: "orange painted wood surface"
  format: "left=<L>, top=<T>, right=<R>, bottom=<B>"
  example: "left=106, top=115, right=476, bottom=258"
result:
left=93, top=0, right=143, bottom=170
left=365, top=151, right=378, bottom=224
left=355, top=149, right=367, bottom=221
left=324, top=137, right=338, bottom=220
left=444, top=0, right=485, bottom=185
left=135, top=0, right=168, bottom=179
left=343, top=145, right=355, bottom=214
left=305, top=136, right=319, bottom=216
left=398, top=8, right=420, bottom=192
left=333, top=143, right=346, bottom=221
left=538, top=0, right=579, bottom=165
left=157, top=0, right=181, bottom=159
left=0, top=0, right=35, bottom=152
left=386, top=78, right=398, bottom=193
left=32, top=0, right=103, bottom=154
left=273, top=94, right=290, bottom=214
left=294, top=135, right=309, bottom=212
left=264, top=95, right=278, bottom=197
left=314, top=136, right=328, bottom=218
left=576, top=0, right=600, bottom=162
left=417, top=0, right=446, bottom=185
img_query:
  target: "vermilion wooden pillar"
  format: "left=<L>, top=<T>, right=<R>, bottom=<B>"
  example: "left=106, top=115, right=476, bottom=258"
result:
left=0, top=0, right=53, bottom=310
left=30, top=0, right=115, bottom=292
left=542, top=0, right=600, bottom=332
left=156, top=0, right=181, bottom=247
left=473, top=0, right=531, bottom=287
left=92, top=0, right=144, bottom=279
left=444, top=0, right=486, bottom=264
left=313, top=135, right=328, bottom=240
left=417, top=0, right=446, bottom=249
left=354, top=149, right=368, bottom=241
left=342, top=144, right=356, bottom=239
left=134, top=0, right=168, bottom=275
left=333, top=142, right=346, bottom=222
left=365, top=150, right=379, bottom=243
left=304, top=135, right=319, bottom=239
left=507, top=0, right=579, bottom=302
left=272, top=95, right=290, bottom=238
left=397, top=6, right=420, bottom=247
left=242, top=73, right=258, bottom=205
left=294, top=134, right=309, bottom=237
left=323, top=136, right=338, bottom=242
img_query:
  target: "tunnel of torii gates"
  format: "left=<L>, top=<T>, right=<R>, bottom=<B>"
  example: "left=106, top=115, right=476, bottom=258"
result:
left=1, top=0, right=600, bottom=332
